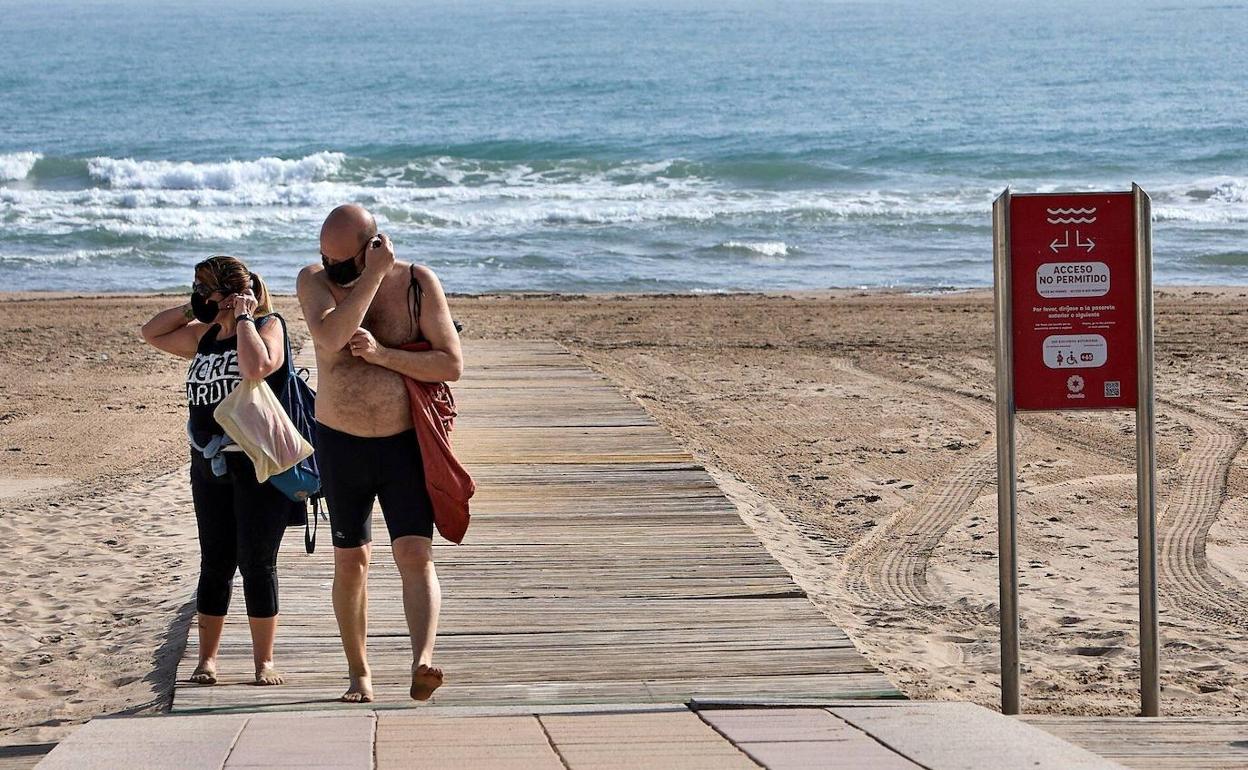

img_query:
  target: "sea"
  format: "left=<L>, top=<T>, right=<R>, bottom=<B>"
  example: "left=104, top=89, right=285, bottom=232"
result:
left=1, top=0, right=1246, bottom=293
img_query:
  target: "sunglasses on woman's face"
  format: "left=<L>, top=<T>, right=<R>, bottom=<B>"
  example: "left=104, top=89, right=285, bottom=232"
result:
left=192, top=282, right=221, bottom=298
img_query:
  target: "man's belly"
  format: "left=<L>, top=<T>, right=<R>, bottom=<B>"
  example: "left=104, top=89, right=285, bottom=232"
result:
left=314, top=351, right=413, bottom=437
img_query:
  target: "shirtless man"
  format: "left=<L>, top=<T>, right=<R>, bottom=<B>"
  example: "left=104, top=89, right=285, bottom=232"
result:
left=297, top=204, right=463, bottom=703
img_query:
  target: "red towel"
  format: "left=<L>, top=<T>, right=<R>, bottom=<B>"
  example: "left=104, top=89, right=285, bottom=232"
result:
left=399, top=342, right=475, bottom=544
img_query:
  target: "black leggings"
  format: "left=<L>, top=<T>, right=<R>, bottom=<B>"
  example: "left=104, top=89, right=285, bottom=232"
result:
left=189, top=450, right=289, bottom=618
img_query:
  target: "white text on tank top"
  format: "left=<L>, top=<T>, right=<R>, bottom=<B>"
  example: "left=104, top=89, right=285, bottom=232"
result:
left=187, top=349, right=240, bottom=406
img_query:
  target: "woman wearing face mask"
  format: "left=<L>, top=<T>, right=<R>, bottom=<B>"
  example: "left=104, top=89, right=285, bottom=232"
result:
left=141, top=255, right=291, bottom=687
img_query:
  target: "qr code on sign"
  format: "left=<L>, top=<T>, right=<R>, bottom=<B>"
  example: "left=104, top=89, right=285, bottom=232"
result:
left=1105, top=381, right=1121, bottom=398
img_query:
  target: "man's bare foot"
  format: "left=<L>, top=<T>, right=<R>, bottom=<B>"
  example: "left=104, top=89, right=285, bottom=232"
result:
left=189, top=660, right=217, bottom=685
left=410, top=663, right=443, bottom=701
left=340, top=673, right=373, bottom=703
left=255, top=663, right=284, bottom=686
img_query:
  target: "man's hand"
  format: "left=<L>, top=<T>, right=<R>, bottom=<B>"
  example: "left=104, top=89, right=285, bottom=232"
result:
left=363, top=233, right=396, bottom=277
left=348, top=327, right=384, bottom=364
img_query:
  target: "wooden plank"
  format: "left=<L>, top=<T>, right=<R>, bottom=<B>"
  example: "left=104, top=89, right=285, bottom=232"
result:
left=172, top=340, right=898, bottom=713
left=1022, top=716, right=1248, bottom=770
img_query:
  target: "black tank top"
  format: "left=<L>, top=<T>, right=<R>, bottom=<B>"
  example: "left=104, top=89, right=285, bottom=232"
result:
left=186, top=316, right=286, bottom=446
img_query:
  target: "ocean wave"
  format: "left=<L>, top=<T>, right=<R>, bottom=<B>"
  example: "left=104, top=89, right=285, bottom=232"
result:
left=1193, top=252, right=1248, bottom=267
left=0, top=246, right=150, bottom=265
left=0, top=152, right=42, bottom=181
left=8, top=187, right=1215, bottom=236
left=11, top=150, right=884, bottom=194
left=1150, top=176, right=1248, bottom=203
left=87, top=152, right=347, bottom=190
left=1211, top=179, right=1248, bottom=204
left=718, top=240, right=791, bottom=258
left=4, top=164, right=1246, bottom=240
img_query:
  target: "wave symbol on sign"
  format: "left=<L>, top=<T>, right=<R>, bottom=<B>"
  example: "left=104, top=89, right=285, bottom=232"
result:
left=1047, top=207, right=1097, bottom=225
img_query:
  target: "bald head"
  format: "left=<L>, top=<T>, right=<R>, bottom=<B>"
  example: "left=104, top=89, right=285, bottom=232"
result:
left=320, top=204, right=377, bottom=260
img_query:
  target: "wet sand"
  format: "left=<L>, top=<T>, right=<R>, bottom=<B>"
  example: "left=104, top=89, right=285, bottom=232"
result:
left=2, top=288, right=1247, bottom=755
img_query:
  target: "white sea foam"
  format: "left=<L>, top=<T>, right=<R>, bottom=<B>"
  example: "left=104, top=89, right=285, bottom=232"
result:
left=4, top=166, right=1245, bottom=251
left=87, top=152, right=347, bottom=190
left=0, top=247, right=137, bottom=265
left=1145, top=177, right=1248, bottom=223
left=0, top=183, right=996, bottom=239
left=1211, top=179, right=1248, bottom=204
left=721, top=240, right=791, bottom=257
left=0, top=152, right=42, bottom=181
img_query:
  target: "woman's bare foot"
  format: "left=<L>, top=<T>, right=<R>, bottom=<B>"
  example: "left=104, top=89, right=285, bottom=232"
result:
left=255, top=663, right=284, bottom=686
left=410, top=663, right=443, bottom=701
left=340, top=673, right=373, bottom=703
left=189, top=660, right=217, bottom=685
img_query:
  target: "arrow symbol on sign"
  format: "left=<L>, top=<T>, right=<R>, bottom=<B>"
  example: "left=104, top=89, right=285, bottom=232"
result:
left=1076, top=230, right=1095, bottom=253
left=1049, top=231, right=1070, bottom=253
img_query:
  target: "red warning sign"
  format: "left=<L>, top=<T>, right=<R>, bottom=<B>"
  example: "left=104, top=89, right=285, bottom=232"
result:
left=1010, top=193, right=1138, bottom=411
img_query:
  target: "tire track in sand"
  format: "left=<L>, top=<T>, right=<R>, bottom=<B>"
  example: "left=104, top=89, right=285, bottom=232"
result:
left=1155, top=402, right=1248, bottom=630
left=893, top=358, right=1248, bottom=631
left=840, top=358, right=1010, bottom=628
left=917, top=356, right=1248, bottom=631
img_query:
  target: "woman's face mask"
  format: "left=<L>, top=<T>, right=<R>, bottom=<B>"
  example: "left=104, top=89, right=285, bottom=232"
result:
left=190, top=283, right=221, bottom=323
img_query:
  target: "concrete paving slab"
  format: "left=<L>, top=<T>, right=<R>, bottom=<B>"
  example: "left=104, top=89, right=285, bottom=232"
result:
left=39, top=742, right=237, bottom=770
left=36, top=716, right=245, bottom=770
left=699, top=708, right=922, bottom=769
left=224, top=743, right=371, bottom=769
left=734, top=740, right=920, bottom=770
left=374, top=742, right=564, bottom=769
left=224, top=715, right=372, bottom=768
left=374, top=702, right=686, bottom=719
left=554, top=742, right=759, bottom=770
left=235, top=713, right=373, bottom=743
left=540, top=711, right=724, bottom=744
left=43, top=715, right=246, bottom=744
left=376, top=714, right=550, bottom=745
left=698, top=708, right=863, bottom=742
left=830, top=703, right=1126, bottom=770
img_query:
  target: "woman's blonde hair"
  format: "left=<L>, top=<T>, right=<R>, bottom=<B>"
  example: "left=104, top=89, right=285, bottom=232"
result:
left=193, top=255, right=273, bottom=317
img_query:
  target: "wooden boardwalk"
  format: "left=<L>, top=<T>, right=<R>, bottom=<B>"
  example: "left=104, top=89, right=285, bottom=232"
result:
left=43, top=337, right=1247, bottom=769
left=1022, top=715, right=1248, bottom=770
left=172, top=339, right=898, bottom=712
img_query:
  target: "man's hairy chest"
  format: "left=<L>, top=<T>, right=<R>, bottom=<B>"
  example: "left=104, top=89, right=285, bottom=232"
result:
left=363, top=297, right=421, bottom=349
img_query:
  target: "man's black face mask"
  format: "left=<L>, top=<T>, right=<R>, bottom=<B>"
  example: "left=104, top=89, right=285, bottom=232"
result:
left=322, top=237, right=375, bottom=287
left=322, top=254, right=363, bottom=286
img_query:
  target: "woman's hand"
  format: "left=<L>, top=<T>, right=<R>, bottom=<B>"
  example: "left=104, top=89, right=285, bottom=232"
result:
left=348, top=327, right=384, bottom=364
left=228, top=291, right=258, bottom=319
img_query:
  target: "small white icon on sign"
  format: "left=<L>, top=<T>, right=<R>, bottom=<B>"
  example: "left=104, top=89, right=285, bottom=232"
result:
left=1049, top=230, right=1095, bottom=254
left=1044, top=334, right=1107, bottom=368
left=1067, top=375, right=1085, bottom=394
left=1047, top=207, right=1097, bottom=224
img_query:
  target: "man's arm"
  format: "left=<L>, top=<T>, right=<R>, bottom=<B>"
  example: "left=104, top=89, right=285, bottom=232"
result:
left=350, top=266, right=464, bottom=382
left=296, top=235, right=395, bottom=352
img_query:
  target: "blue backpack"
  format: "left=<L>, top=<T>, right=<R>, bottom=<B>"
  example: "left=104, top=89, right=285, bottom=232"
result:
left=267, top=314, right=326, bottom=553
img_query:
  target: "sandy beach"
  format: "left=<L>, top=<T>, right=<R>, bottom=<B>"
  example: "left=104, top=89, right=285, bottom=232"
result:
left=3, top=289, right=1248, bottom=755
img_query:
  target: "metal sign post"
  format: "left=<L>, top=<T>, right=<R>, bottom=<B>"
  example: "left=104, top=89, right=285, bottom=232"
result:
left=1133, top=184, right=1160, bottom=716
left=992, top=186, right=1158, bottom=717
left=992, top=190, right=1020, bottom=715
